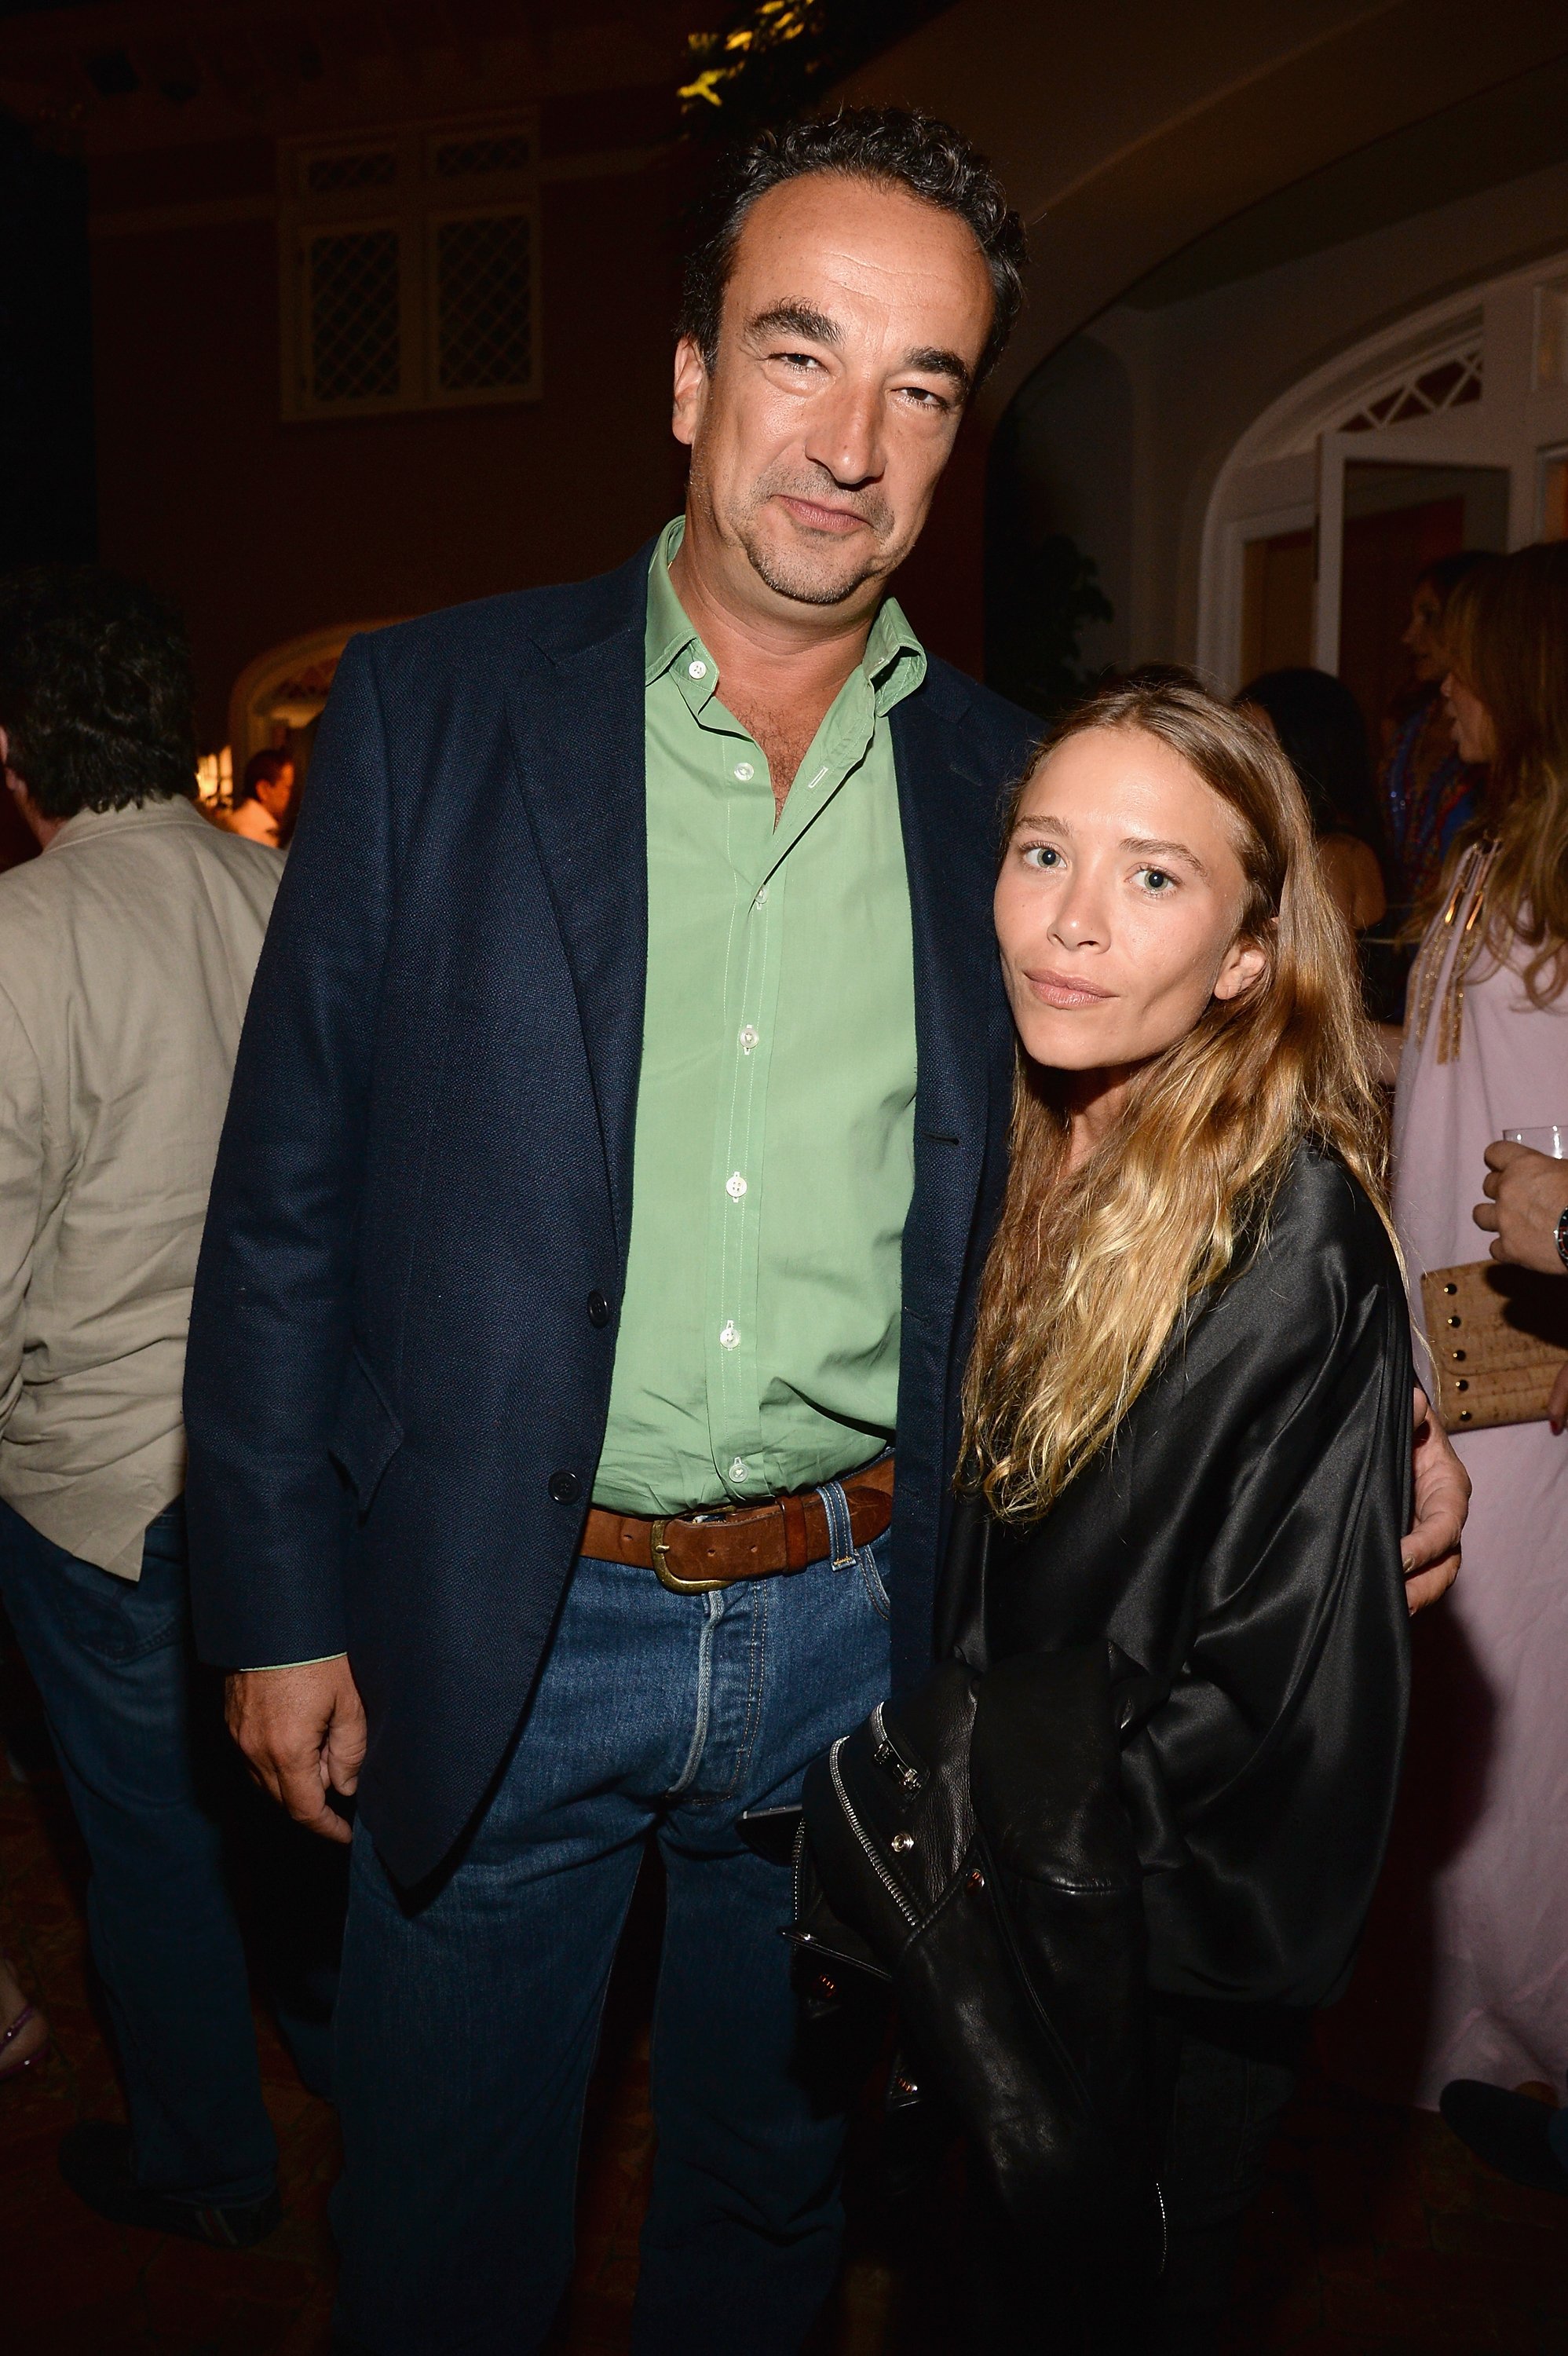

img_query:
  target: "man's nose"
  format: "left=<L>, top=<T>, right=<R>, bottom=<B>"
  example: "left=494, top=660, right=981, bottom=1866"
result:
left=805, top=378, right=885, bottom=489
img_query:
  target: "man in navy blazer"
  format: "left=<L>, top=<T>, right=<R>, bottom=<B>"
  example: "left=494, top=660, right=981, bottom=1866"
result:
left=186, top=108, right=1467, bottom=2356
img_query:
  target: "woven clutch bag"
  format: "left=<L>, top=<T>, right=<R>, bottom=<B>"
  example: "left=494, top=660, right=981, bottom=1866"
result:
left=1420, top=1259, right=1568, bottom=1432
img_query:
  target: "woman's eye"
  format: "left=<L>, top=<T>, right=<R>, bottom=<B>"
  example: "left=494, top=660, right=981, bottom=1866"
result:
left=1022, top=843, right=1062, bottom=869
left=1136, top=867, right=1175, bottom=894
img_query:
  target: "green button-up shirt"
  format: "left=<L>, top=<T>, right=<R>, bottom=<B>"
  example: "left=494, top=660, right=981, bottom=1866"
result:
left=592, top=518, right=923, bottom=1516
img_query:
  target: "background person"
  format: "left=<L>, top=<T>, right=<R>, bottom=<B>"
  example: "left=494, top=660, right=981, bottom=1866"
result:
left=1440, top=1129, right=1568, bottom=2191
left=1380, top=549, right=1490, bottom=909
left=0, top=568, right=285, bottom=2244
left=956, top=675, right=1413, bottom=2348
left=1237, top=664, right=1390, bottom=935
left=219, top=748, right=294, bottom=848
left=1363, top=543, right=1568, bottom=2112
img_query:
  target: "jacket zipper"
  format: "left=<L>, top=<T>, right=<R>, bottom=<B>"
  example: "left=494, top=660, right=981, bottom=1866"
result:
left=828, top=1738, right=920, bottom=1929
left=870, top=1700, right=926, bottom=1794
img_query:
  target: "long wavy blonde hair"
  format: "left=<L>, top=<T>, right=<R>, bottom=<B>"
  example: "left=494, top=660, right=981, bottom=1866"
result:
left=962, top=672, right=1390, bottom=1523
left=1438, top=542, right=1568, bottom=1007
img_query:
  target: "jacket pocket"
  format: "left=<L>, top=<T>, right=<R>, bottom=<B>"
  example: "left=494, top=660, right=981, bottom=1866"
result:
left=328, top=1347, right=405, bottom=1513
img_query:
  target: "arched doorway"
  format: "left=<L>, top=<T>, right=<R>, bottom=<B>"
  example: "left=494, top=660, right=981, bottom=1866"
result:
left=227, top=620, right=400, bottom=795
left=1198, top=251, right=1568, bottom=721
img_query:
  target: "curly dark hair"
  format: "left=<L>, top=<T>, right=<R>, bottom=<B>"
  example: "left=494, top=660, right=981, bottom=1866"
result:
left=678, top=106, right=1027, bottom=391
left=0, top=566, right=196, bottom=821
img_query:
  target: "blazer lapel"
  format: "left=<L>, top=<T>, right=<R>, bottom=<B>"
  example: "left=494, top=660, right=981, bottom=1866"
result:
left=505, top=547, right=650, bottom=1276
left=892, top=679, right=999, bottom=1206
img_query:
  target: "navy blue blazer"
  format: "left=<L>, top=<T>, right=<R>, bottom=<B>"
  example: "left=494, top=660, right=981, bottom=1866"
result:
left=185, top=540, right=1037, bottom=1886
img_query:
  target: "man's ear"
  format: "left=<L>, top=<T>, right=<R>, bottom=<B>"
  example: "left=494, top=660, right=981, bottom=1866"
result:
left=672, top=333, right=709, bottom=451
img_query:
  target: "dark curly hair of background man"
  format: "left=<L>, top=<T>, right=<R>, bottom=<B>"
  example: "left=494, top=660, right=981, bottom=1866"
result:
left=0, top=567, right=196, bottom=820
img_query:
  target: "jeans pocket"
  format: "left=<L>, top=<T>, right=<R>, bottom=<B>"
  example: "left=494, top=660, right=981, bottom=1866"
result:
left=857, top=1535, right=892, bottom=1621
left=56, top=1552, right=188, bottom=1666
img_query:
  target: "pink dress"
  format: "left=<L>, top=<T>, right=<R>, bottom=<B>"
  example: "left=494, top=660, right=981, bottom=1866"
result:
left=1374, top=861, right=1568, bottom=2105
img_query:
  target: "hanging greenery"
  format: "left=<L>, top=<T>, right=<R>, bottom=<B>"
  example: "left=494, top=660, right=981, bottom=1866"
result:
left=679, top=0, right=954, bottom=139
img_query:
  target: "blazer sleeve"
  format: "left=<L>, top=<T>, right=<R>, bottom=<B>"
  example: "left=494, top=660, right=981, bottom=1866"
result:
left=185, top=635, right=393, bottom=1668
left=1113, top=1206, right=1414, bottom=2009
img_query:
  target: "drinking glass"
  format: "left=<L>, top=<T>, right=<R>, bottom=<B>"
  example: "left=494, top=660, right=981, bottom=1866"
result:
left=1503, top=1126, right=1568, bottom=1158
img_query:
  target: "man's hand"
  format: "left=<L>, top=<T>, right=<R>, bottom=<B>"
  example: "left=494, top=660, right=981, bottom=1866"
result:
left=1402, top=1385, right=1468, bottom=1614
left=1474, top=1140, right=1568, bottom=1276
left=225, top=1656, right=367, bottom=1844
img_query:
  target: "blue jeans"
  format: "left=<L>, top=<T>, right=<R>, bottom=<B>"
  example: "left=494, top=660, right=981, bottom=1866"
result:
left=332, top=1505, right=894, bottom=2356
left=0, top=1495, right=277, bottom=2204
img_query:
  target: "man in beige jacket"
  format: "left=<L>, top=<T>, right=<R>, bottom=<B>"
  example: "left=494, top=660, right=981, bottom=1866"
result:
left=0, top=569, right=286, bottom=2245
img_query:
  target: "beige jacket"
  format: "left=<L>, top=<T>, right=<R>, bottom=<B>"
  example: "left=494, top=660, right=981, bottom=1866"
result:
left=0, top=798, right=280, bottom=1578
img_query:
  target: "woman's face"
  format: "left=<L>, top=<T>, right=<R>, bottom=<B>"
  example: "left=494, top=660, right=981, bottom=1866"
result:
left=1403, top=579, right=1446, bottom=682
left=1442, top=670, right=1496, bottom=764
left=994, top=726, right=1267, bottom=1075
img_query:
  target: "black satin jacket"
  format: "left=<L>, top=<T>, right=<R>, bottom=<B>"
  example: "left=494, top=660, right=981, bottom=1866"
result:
left=940, top=1143, right=1413, bottom=2012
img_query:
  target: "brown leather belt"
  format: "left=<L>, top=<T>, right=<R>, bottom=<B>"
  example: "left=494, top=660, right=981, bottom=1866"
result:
left=583, top=1455, right=894, bottom=1595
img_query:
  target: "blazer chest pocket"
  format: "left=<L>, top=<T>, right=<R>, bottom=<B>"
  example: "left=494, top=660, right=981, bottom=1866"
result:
left=328, top=1348, right=405, bottom=1514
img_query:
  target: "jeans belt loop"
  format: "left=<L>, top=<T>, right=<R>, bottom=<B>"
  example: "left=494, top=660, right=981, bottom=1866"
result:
left=819, top=1478, right=857, bottom=1571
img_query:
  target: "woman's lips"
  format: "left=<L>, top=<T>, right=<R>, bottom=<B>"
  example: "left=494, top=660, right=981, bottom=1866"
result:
left=1023, top=968, right=1115, bottom=1009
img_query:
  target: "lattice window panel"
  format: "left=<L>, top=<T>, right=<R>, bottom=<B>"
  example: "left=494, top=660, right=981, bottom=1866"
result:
left=305, top=229, right=402, bottom=404
left=304, top=148, right=397, bottom=195
left=1339, top=347, right=1482, bottom=434
left=434, top=134, right=532, bottom=180
left=434, top=213, right=534, bottom=394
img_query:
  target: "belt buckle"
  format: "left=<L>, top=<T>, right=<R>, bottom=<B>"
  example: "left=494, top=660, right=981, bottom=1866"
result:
left=650, top=1513, right=733, bottom=1597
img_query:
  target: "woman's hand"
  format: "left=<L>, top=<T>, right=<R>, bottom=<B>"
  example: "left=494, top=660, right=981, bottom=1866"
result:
left=1402, top=1385, right=1468, bottom=1613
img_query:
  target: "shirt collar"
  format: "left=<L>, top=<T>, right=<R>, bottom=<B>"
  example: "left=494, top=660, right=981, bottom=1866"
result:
left=644, top=514, right=927, bottom=715
left=49, top=795, right=210, bottom=851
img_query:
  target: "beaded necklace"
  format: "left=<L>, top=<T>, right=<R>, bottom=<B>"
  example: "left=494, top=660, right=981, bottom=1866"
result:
left=1408, top=839, right=1501, bottom=1065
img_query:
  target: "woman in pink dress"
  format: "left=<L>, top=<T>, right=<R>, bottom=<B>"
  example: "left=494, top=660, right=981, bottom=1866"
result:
left=1369, top=543, right=1568, bottom=2107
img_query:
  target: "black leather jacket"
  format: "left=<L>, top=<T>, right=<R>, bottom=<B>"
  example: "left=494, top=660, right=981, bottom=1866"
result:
left=940, top=1140, right=1413, bottom=2013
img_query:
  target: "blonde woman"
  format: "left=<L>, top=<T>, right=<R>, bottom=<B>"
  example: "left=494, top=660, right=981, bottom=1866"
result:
left=1365, top=544, right=1568, bottom=2123
left=949, top=673, right=1413, bottom=2346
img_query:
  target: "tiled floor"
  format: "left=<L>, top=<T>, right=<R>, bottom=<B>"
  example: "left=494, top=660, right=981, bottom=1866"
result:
left=3, top=1670, right=1567, bottom=2355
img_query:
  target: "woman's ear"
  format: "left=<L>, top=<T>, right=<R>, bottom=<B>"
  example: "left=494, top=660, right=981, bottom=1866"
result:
left=1212, top=930, right=1270, bottom=1005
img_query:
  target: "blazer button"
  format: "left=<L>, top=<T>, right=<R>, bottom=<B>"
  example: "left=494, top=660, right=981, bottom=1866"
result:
left=548, top=1470, right=581, bottom=1505
left=587, top=1290, right=612, bottom=1328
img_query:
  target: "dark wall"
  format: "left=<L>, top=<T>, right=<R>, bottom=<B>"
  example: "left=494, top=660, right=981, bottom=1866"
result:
left=0, top=112, right=95, bottom=569
left=90, top=137, right=693, bottom=748
left=0, top=108, right=93, bottom=871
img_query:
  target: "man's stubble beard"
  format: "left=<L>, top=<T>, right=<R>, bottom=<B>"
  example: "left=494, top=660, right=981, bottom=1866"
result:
left=692, top=444, right=901, bottom=610
left=736, top=514, right=887, bottom=609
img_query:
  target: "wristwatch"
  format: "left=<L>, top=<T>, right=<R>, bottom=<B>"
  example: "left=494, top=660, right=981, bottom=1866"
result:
left=1557, top=1204, right=1568, bottom=1272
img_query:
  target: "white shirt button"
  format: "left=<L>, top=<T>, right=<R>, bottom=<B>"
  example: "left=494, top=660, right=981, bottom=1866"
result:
left=688, top=658, right=707, bottom=680
left=726, top=1171, right=747, bottom=1200
left=733, top=761, right=755, bottom=781
left=754, top=884, right=769, bottom=907
left=729, top=1458, right=748, bottom=1481
left=719, top=1321, right=740, bottom=1350
left=739, top=1024, right=759, bottom=1053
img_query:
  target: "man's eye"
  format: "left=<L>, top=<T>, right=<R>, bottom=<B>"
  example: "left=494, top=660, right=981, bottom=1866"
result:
left=774, top=351, right=824, bottom=371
